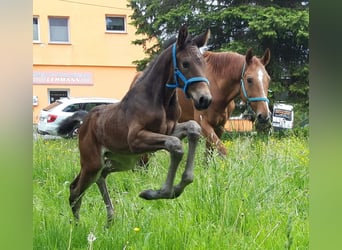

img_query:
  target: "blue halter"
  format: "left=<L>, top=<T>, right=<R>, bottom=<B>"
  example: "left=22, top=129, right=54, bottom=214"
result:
left=240, top=62, right=269, bottom=103
left=166, top=43, right=209, bottom=98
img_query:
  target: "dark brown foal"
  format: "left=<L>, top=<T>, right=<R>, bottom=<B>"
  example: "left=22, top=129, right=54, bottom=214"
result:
left=58, top=25, right=212, bottom=225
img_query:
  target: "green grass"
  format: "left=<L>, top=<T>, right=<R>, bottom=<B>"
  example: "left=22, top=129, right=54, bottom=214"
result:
left=33, top=132, right=309, bottom=249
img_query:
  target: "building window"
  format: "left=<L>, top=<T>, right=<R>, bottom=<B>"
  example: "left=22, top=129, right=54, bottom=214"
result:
left=33, top=16, right=40, bottom=42
left=48, top=90, right=69, bottom=104
left=49, top=17, right=70, bottom=43
left=106, top=16, right=126, bottom=33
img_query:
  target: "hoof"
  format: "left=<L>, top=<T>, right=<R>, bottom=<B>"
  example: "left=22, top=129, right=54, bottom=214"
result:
left=217, top=145, right=227, bottom=157
left=139, top=189, right=175, bottom=200
left=172, top=186, right=185, bottom=198
left=139, top=189, right=160, bottom=200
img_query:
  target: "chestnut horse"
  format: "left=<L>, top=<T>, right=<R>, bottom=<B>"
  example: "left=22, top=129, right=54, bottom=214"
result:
left=57, top=25, right=212, bottom=225
left=132, top=48, right=271, bottom=158
left=178, top=48, right=272, bottom=156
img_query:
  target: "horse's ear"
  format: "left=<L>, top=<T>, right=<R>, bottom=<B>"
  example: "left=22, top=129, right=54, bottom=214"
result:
left=246, top=48, right=253, bottom=65
left=193, top=29, right=211, bottom=48
left=177, top=24, right=189, bottom=49
left=261, top=48, right=271, bottom=66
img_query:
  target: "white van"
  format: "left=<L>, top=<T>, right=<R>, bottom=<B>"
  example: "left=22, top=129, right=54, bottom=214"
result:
left=272, top=103, right=294, bottom=131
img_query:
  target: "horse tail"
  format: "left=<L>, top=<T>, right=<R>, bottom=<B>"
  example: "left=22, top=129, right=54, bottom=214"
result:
left=57, top=110, right=88, bottom=136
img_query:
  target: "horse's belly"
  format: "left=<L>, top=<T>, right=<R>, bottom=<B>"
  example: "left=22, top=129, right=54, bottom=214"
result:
left=103, top=148, right=140, bottom=171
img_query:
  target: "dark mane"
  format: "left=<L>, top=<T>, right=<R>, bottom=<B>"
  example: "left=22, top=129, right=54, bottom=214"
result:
left=135, top=34, right=193, bottom=87
left=203, top=51, right=244, bottom=80
left=134, top=45, right=172, bottom=87
left=162, top=37, right=177, bottom=49
left=131, top=37, right=177, bottom=83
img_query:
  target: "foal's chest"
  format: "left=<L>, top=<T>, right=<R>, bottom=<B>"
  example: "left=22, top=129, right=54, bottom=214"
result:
left=147, top=115, right=176, bottom=135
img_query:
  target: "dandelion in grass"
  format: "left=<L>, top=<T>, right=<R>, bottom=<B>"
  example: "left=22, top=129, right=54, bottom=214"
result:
left=224, top=140, right=233, bottom=149
left=87, top=232, right=96, bottom=250
left=133, top=227, right=140, bottom=232
left=220, top=163, right=225, bottom=171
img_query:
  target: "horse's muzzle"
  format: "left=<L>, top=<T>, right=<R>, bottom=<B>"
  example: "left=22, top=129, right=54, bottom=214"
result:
left=194, top=95, right=212, bottom=110
left=257, top=113, right=271, bottom=124
left=186, top=81, right=212, bottom=110
left=255, top=112, right=272, bottom=133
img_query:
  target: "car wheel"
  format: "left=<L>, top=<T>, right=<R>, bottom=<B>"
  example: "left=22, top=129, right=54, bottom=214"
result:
left=67, top=125, right=80, bottom=138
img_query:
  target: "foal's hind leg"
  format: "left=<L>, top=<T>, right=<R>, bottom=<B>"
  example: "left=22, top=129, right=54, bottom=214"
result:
left=171, top=120, right=202, bottom=197
left=69, top=172, right=94, bottom=221
left=69, top=163, right=101, bottom=221
left=69, top=174, right=83, bottom=221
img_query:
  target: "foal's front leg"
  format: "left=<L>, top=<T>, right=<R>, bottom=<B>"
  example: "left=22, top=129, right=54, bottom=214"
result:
left=171, top=120, right=201, bottom=197
left=128, top=130, right=184, bottom=199
left=129, top=122, right=200, bottom=200
left=138, top=135, right=184, bottom=200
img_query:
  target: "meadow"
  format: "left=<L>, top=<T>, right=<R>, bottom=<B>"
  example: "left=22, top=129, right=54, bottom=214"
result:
left=33, top=131, right=309, bottom=249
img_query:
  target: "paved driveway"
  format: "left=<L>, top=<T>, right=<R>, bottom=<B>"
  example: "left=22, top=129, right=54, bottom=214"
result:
left=33, top=124, right=62, bottom=140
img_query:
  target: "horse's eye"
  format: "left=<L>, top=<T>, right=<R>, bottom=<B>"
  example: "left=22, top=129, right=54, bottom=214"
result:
left=182, top=62, right=190, bottom=69
left=247, top=78, right=253, bottom=84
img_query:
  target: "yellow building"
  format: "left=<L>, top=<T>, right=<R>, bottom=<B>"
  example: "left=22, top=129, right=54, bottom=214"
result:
left=33, top=0, right=147, bottom=123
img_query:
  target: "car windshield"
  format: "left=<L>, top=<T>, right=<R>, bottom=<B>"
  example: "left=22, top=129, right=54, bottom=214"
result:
left=63, top=103, right=82, bottom=112
left=42, top=101, right=62, bottom=111
left=84, top=103, right=107, bottom=111
left=273, top=109, right=292, bottom=121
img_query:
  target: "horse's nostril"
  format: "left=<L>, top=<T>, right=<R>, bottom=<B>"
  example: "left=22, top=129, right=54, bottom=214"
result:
left=197, top=96, right=212, bottom=110
left=257, top=114, right=270, bottom=123
left=202, top=96, right=212, bottom=107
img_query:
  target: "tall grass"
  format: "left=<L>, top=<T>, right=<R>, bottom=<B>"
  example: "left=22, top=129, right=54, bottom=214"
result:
left=33, top=132, right=308, bottom=249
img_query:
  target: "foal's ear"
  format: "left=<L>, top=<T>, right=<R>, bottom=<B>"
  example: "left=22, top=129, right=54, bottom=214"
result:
left=177, top=24, right=189, bottom=50
left=193, top=29, right=211, bottom=48
left=246, top=48, right=253, bottom=65
left=261, top=48, right=271, bottom=66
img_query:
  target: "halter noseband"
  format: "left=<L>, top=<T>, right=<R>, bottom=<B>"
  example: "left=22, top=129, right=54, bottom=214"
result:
left=240, top=62, right=269, bottom=104
left=166, top=43, right=209, bottom=98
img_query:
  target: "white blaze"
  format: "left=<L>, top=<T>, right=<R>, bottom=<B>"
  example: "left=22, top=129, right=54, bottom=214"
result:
left=257, top=69, right=264, bottom=84
left=257, top=68, right=270, bottom=112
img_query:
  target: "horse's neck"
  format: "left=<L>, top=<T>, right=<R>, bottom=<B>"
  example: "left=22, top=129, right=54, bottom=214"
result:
left=227, top=56, right=244, bottom=102
left=139, top=50, right=178, bottom=109
left=206, top=52, right=245, bottom=103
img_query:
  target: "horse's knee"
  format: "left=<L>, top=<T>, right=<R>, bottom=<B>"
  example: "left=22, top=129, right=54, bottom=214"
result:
left=165, top=137, right=183, bottom=156
left=187, top=120, right=201, bottom=139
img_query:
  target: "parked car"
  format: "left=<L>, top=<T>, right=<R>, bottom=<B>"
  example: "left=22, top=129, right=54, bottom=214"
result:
left=37, top=97, right=120, bottom=137
left=272, top=103, right=294, bottom=131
